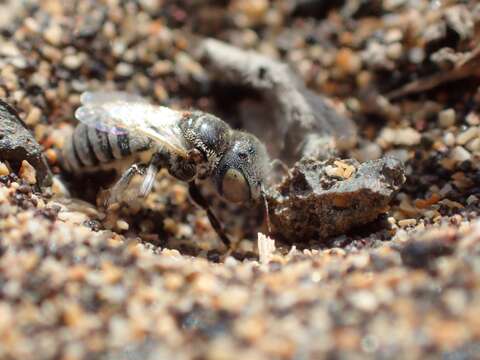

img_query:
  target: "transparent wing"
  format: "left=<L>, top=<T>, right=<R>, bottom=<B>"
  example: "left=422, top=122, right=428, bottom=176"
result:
left=80, top=91, right=149, bottom=105
left=75, top=106, right=128, bottom=135
left=75, top=91, right=188, bottom=157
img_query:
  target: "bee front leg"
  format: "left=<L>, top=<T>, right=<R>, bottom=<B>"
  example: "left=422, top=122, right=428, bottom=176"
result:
left=188, top=181, right=232, bottom=249
left=139, top=152, right=170, bottom=198
left=108, top=163, right=147, bottom=206
left=139, top=162, right=159, bottom=197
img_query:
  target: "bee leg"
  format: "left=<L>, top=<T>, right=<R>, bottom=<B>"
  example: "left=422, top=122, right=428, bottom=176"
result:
left=107, top=163, right=146, bottom=206
left=188, top=181, right=232, bottom=248
left=139, top=162, right=159, bottom=197
left=139, top=152, right=170, bottom=197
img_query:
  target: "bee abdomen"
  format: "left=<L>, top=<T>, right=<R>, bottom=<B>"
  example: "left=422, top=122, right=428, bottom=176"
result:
left=60, top=124, right=151, bottom=173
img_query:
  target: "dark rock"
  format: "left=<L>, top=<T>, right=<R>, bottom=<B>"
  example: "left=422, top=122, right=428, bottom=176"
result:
left=0, top=100, right=52, bottom=187
left=267, top=157, right=405, bottom=243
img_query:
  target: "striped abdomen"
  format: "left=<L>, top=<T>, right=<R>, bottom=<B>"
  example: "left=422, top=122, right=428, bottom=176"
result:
left=61, top=123, right=152, bottom=173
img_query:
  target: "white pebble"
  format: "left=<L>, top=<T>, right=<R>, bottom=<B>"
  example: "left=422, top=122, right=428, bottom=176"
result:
left=115, top=63, right=133, bottom=77
left=387, top=43, right=403, bottom=60
left=438, top=108, right=456, bottom=128
left=378, top=127, right=421, bottom=147
left=349, top=291, right=378, bottom=312
left=466, top=138, right=480, bottom=153
left=450, top=146, right=471, bottom=163
left=443, top=132, right=455, bottom=147
left=325, top=165, right=341, bottom=177
left=116, top=220, right=129, bottom=231
left=63, top=54, right=84, bottom=70
left=456, top=127, right=478, bottom=145
left=44, top=24, right=63, bottom=46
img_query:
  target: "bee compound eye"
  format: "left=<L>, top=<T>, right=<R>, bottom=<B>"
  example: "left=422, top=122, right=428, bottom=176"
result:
left=222, top=168, right=250, bottom=203
left=238, top=151, right=248, bottom=159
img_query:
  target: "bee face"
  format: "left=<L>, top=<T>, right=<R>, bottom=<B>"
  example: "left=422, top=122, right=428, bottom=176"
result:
left=214, top=132, right=270, bottom=204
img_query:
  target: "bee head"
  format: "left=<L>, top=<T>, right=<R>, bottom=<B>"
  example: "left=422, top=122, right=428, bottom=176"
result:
left=214, top=131, right=270, bottom=204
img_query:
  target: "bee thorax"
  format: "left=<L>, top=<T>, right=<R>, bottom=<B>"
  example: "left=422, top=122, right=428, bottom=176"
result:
left=180, top=111, right=231, bottom=174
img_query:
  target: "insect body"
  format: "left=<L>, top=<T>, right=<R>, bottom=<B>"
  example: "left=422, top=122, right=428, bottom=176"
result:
left=60, top=91, right=270, bottom=246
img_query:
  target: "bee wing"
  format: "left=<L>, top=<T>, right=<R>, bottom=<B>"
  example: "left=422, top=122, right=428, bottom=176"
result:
left=75, top=106, right=128, bottom=135
left=80, top=91, right=149, bottom=105
left=75, top=91, right=188, bottom=157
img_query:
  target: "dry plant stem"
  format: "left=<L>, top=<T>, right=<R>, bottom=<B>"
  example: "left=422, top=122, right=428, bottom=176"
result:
left=199, top=39, right=357, bottom=160
left=386, top=61, right=480, bottom=99
left=387, top=45, right=480, bottom=99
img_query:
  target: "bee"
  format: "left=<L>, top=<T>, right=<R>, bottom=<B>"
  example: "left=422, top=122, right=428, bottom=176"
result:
left=60, top=91, right=271, bottom=247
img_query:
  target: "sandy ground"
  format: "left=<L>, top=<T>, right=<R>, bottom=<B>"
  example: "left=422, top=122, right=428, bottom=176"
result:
left=1, top=0, right=480, bottom=359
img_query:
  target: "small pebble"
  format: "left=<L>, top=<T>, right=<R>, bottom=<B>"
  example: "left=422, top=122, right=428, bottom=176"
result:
left=115, top=63, right=134, bottom=77
left=63, top=54, right=84, bottom=70
left=450, top=146, right=471, bottom=163
left=438, top=109, right=456, bottom=128
left=466, top=195, right=478, bottom=205
left=44, top=149, right=58, bottom=164
left=25, top=107, right=42, bottom=126
left=349, top=291, right=379, bottom=312
left=398, top=219, right=417, bottom=228
left=466, top=112, right=480, bottom=125
left=325, top=165, right=343, bottom=178
left=439, top=183, right=453, bottom=197
left=443, top=132, right=455, bottom=147
left=44, top=24, right=63, bottom=46
left=386, top=43, right=403, bottom=60
left=116, top=220, right=129, bottom=231
left=336, top=48, right=362, bottom=75
left=456, top=127, right=478, bottom=145
left=378, top=127, right=421, bottom=147
left=466, top=138, right=480, bottom=152
left=0, top=161, right=9, bottom=176
left=19, top=160, right=36, bottom=185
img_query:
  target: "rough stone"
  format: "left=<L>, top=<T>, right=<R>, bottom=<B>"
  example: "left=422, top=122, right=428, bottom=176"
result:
left=267, top=157, right=405, bottom=242
left=0, top=100, right=52, bottom=187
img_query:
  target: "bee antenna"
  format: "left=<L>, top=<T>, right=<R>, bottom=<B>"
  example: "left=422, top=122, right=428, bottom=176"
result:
left=261, top=185, right=272, bottom=235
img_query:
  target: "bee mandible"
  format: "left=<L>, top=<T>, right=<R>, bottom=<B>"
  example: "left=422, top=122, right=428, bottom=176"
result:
left=60, top=91, right=271, bottom=247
